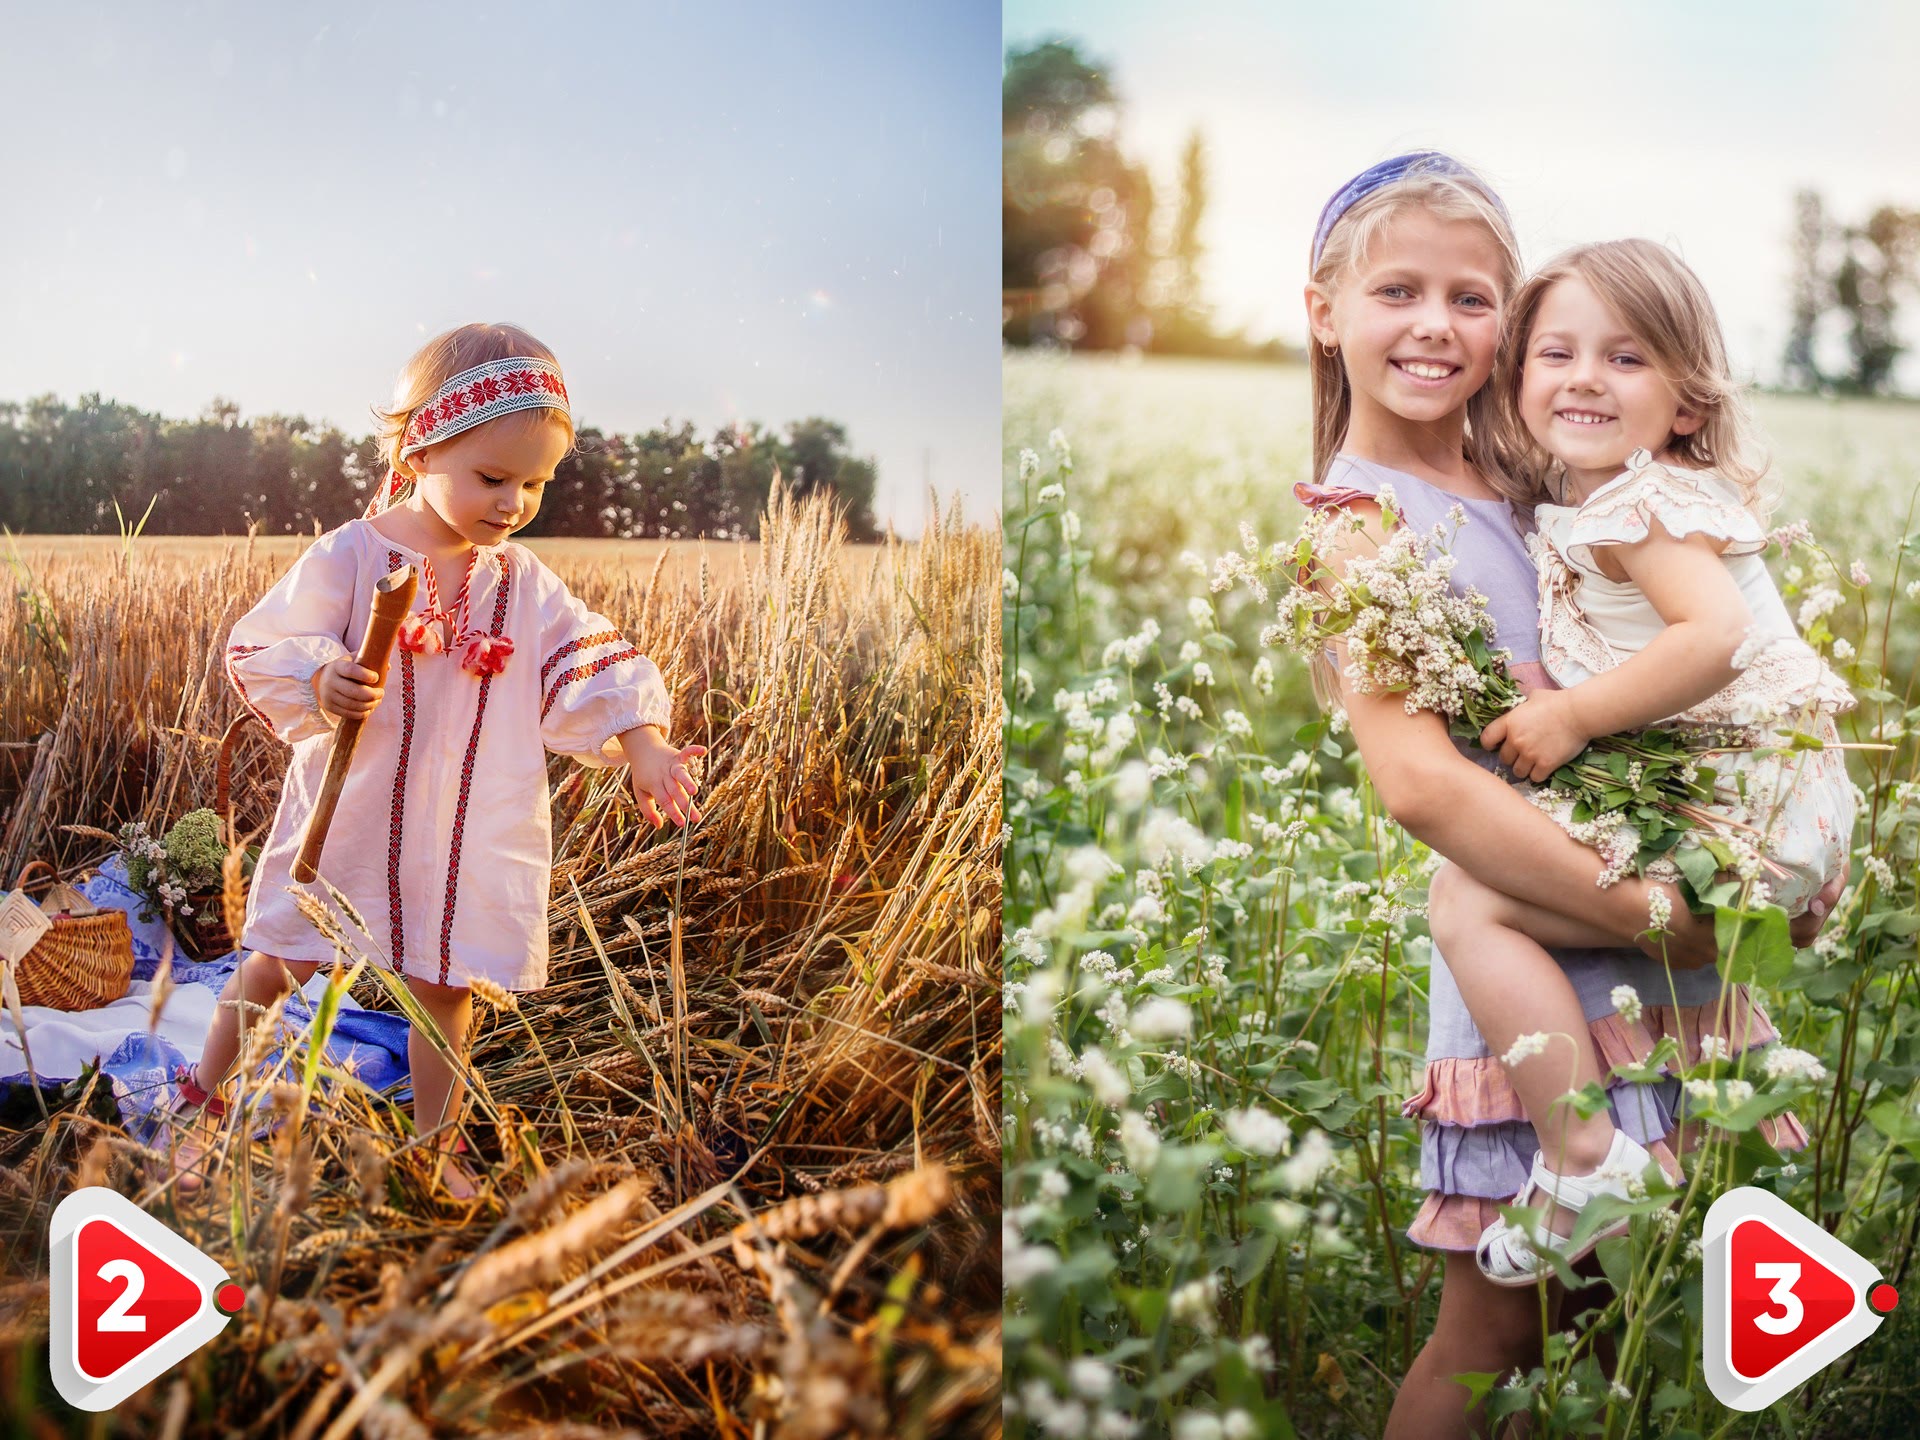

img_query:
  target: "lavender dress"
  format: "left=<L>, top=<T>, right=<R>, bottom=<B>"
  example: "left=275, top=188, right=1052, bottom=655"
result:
left=1299, top=455, right=1808, bottom=1251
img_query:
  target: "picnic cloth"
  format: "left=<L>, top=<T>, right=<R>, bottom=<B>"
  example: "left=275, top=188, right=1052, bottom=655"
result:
left=0, top=855, right=414, bottom=1143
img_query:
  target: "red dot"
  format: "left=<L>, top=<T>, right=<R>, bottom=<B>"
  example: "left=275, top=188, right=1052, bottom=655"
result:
left=1869, top=1282, right=1899, bottom=1314
left=216, top=1282, right=246, bottom=1313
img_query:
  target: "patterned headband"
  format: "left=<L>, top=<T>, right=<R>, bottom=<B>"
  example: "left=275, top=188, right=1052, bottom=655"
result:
left=364, top=356, right=572, bottom=518
left=1310, top=151, right=1512, bottom=269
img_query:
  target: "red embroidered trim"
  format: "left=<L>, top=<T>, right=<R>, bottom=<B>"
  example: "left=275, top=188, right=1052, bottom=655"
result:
left=541, top=630, right=622, bottom=686
left=402, top=365, right=569, bottom=451
left=386, top=550, right=416, bottom=970
left=440, top=563, right=512, bottom=984
left=541, top=647, right=643, bottom=721
left=223, top=645, right=275, bottom=729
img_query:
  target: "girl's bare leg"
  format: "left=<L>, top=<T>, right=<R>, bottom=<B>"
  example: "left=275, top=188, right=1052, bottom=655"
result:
left=403, top=974, right=478, bottom=1199
left=1428, top=864, right=1637, bottom=1239
left=170, top=951, right=324, bottom=1189
left=1386, top=1252, right=1562, bottom=1439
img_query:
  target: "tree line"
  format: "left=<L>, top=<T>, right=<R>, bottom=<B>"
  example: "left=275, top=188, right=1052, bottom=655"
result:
left=0, top=394, right=882, bottom=541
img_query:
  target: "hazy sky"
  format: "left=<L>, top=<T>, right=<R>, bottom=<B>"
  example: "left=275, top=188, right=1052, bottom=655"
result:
left=1, top=3, right=999, bottom=537
left=1006, top=0, right=1920, bottom=388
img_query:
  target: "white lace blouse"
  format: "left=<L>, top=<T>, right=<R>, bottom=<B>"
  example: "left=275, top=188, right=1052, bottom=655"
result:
left=1530, top=449, right=1852, bottom=732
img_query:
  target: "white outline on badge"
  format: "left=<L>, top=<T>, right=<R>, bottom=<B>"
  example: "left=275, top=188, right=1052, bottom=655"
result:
left=1703, top=1185, right=1891, bottom=1412
left=49, top=1187, right=237, bottom=1411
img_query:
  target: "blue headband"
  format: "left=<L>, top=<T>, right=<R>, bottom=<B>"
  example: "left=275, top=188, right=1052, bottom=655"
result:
left=1310, top=151, right=1512, bottom=269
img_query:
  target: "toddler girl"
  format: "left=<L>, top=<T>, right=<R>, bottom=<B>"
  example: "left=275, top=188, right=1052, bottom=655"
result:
left=1429, top=240, right=1854, bottom=1284
left=160, top=322, right=705, bottom=1200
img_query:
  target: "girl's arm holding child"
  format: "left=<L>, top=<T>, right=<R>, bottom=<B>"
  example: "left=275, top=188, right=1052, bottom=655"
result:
left=1318, top=500, right=1724, bottom=965
left=1480, top=520, right=1752, bottom=781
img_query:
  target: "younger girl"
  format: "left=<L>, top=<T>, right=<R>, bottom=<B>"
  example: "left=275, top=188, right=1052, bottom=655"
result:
left=1429, top=240, right=1854, bottom=1285
left=160, top=322, right=705, bottom=1200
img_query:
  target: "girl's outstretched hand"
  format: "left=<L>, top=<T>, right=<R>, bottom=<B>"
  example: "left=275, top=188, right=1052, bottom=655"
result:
left=624, top=734, right=706, bottom=828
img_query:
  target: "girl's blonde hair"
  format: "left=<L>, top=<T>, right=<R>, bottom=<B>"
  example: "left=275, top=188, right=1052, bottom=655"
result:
left=1307, top=159, right=1522, bottom=488
left=1488, top=240, right=1774, bottom=519
left=369, top=322, right=576, bottom=495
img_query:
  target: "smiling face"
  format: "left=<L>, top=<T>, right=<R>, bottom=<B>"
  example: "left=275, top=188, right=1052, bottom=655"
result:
left=1309, top=207, right=1506, bottom=437
left=399, top=410, right=570, bottom=549
left=1517, top=274, right=1702, bottom=498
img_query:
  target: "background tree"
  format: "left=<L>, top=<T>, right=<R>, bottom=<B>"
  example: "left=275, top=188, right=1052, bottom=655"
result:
left=1781, top=191, right=1920, bottom=395
left=1001, top=39, right=1155, bottom=350
left=1002, top=40, right=1290, bottom=362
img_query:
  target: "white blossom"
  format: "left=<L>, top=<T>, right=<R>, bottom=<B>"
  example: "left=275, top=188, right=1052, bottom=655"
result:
left=1761, top=1046, right=1828, bottom=1082
left=1129, top=997, right=1192, bottom=1040
left=1502, top=1032, right=1550, bottom=1066
left=1222, top=1106, right=1292, bottom=1157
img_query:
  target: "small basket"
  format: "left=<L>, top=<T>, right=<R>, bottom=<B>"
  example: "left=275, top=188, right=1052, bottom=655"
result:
left=8, top=860, right=134, bottom=1011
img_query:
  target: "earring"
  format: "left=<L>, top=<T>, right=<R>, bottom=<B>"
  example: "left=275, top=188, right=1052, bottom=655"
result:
left=1321, top=339, right=1338, bottom=357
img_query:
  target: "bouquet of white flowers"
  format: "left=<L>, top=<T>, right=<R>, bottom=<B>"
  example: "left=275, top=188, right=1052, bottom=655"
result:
left=1251, top=495, right=1773, bottom=894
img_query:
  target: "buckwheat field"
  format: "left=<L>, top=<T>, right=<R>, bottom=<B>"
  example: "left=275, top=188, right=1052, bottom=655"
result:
left=1003, top=352, right=1920, bottom=1438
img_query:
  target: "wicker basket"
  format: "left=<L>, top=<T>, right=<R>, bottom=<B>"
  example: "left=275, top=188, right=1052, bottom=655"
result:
left=8, top=860, right=134, bottom=1011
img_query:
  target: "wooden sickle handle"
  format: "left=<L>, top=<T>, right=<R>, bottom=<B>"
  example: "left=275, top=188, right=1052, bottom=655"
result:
left=292, top=564, right=418, bottom=884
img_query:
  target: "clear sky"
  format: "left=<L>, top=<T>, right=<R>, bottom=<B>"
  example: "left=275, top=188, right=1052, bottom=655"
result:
left=0, top=2, right=1000, bottom=537
left=1006, top=0, right=1920, bottom=389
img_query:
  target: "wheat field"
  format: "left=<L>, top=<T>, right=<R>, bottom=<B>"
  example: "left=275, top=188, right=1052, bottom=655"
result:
left=0, top=487, right=1003, bottom=1437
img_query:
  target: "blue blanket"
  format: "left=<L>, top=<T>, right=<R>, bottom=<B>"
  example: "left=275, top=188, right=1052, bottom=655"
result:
left=0, top=856, right=415, bottom=1143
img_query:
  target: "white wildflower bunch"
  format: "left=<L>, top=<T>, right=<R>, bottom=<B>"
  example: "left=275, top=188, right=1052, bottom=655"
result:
left=1168, top=1275, right=1220, bottom=1332
left=1129, top=996, right=1192, bottom=1040
left=1611, top=984, right=1644, bottom=1025
left=1502, top=1032, right=1550, bottom=1066
left=1118, top=1111, right=1161, bottom=1175
left=1221, top=1106, right=1292, bottom=1157
left=1797, top=584, right=1843, bottom=631
left=1080, top=1047, right=1131, bottom=1107
left=1761, top=1046, right=1828, bottom=1083
left=1277, top=1128, right=1336, bottom=1191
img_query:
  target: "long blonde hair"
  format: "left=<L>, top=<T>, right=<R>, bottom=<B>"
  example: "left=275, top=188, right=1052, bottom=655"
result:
left=1306, top=160, right=1522, bottom=488
left=369, top=322, right=576, bottom=501
left=1488, top=240, right=1774, bottom=519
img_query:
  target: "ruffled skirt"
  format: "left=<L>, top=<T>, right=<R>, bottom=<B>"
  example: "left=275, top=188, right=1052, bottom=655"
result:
left=1403, top=942, right=1811, bottom=1251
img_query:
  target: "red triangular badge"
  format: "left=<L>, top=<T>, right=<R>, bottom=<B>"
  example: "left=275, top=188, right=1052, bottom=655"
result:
left=75, top=1218, right=205, bottom=1382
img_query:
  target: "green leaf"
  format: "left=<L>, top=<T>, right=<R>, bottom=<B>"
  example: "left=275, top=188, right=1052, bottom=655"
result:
left=1716, top=904, right=1795, bottom=987
left=1651, top=1380, right=1693, bottom=1415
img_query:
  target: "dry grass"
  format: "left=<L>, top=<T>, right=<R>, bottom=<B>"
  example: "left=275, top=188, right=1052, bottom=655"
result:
left=0, top=486, right=1001, bottom=1437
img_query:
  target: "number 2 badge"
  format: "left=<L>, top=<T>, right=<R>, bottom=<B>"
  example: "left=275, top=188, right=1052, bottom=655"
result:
left=50, top=1187, right=246, bottom=1410
left=1704, top=1185, right=1899, bottom=1411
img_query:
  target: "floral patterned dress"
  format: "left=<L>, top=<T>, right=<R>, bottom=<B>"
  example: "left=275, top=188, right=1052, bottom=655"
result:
left=1532, top=448, right=1855, bottom=915
left=1298, top=454, right=1810, bottom=1252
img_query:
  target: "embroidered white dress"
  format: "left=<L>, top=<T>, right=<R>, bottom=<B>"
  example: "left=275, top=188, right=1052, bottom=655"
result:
left=224, top=518, right=674, bottom=990
left=1529, top=449, right=1855, bottom=913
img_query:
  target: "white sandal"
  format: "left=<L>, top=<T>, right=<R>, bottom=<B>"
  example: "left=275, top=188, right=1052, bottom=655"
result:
left=1475, top=1129, right=1652, bottom=1287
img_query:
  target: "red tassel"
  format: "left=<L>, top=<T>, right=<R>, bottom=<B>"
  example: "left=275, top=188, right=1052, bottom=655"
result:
left=396, top=615, right=444, bottom=656
left=457, top=632, right=514, bottom=677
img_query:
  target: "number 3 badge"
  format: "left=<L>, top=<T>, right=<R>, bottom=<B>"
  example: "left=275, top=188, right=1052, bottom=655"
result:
left=50, top=1187, right=246, bottom=1411
left=1704, top=1185, right=1899, bottom=1411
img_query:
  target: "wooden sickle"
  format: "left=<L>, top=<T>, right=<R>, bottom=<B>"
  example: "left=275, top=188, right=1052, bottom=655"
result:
left=292, top=564, right=417, bottom=883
